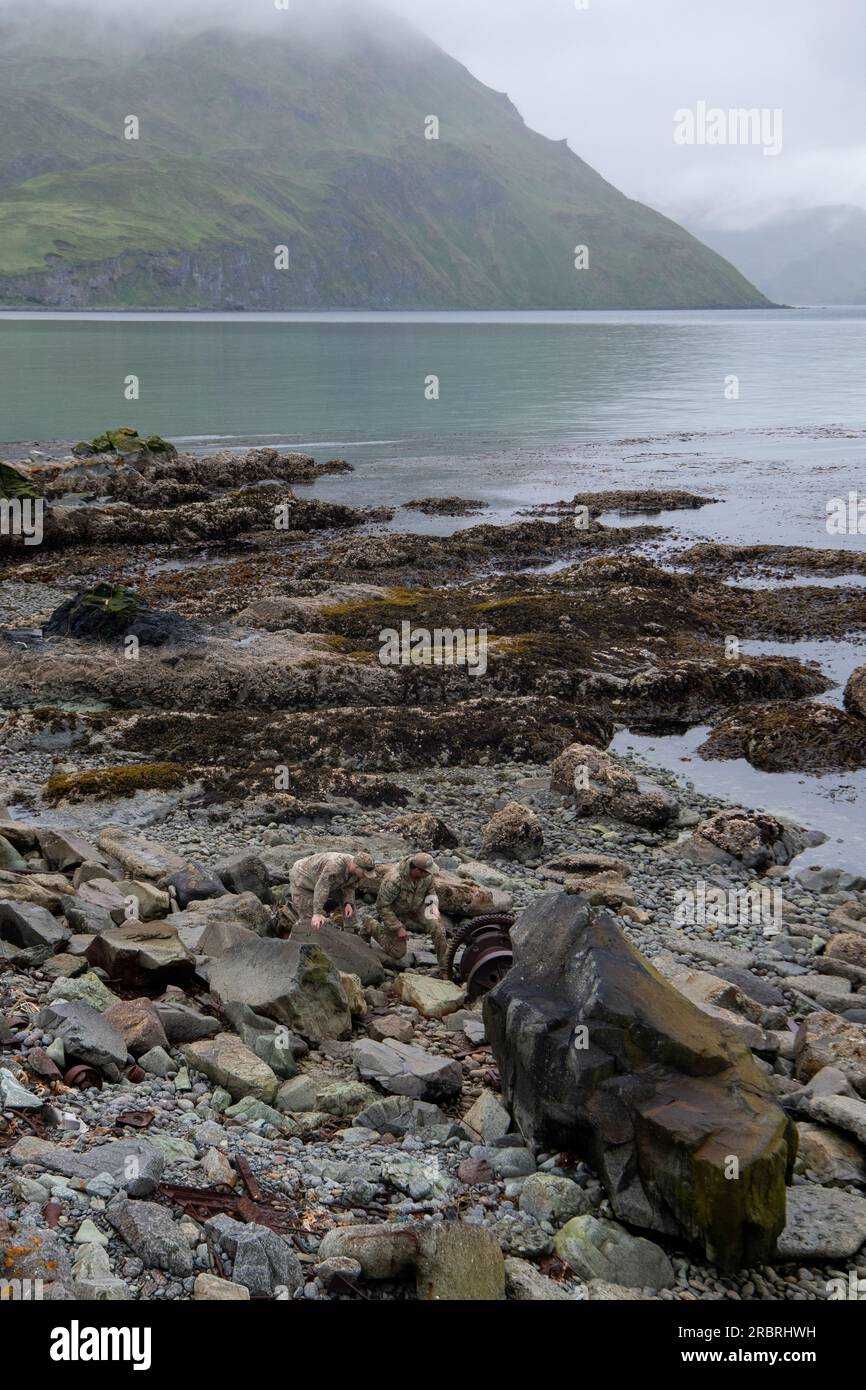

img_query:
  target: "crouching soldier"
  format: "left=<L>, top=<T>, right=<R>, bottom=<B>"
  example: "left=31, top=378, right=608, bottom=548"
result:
left=289, top=850, right=375, bottom=930
left=365, top=852, right=447, bottom=967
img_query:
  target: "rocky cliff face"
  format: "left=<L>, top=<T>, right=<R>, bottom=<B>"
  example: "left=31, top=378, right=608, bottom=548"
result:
left=0, top=3, right=768, bottom=309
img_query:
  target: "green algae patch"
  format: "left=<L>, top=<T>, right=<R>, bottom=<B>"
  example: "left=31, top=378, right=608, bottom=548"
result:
left=0, top=462, right=41, bottom=500
left=79, top=584, right=143, bottom=622
left=488, top=634, right=540, bottom=658
left=319, top=587, right=426, bottom=621
left=73, top=428, right=176, bottom=458
left=44, top=762, right=189, bottom=804
left=315, top=634, right=380, bottom=664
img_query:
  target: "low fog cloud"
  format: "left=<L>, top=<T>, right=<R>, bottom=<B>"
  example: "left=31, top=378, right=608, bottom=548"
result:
left=4, top=0, right=863, bottom=227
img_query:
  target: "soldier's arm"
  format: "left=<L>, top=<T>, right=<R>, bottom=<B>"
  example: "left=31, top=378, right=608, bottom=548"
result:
left=377, top=878, right=402, bottom=932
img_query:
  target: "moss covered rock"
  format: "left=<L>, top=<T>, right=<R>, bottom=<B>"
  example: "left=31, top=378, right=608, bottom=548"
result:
left=44, top=583, right=196, bottom=647
left=44, top=763, right=189, bottom=804
left=72, top=428, right=176, bottom=460
left=0, top=461, right=40, bottom=499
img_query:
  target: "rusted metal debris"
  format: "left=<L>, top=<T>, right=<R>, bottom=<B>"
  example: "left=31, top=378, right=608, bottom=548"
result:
left=446, top=913, right=514, bottom=1001
left=25, top=1047, right=62, bottom=1083
left=43, top=1201, right=62, bottom=1228
left=0, top=1107, right=57, bottom=1151
left=158, top=1181, right=296, bottom=1238
left=63, top=1063, right=102, bottom=1090
left=114, top=1110, right=155, bottom=1129
left=232, top=1153, right=262, bottom=1202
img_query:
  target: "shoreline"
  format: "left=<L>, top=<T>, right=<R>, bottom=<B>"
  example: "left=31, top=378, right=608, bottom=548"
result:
left=1, top=436, right=865, bottom=1303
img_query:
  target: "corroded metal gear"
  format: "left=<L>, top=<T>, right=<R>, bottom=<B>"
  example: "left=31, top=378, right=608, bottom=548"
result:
left=446, top=912, right=514, bottom=1001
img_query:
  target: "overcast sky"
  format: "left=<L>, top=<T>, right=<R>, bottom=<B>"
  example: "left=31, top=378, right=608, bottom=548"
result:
left=10, top=0, right=864, bottom=228
left=379, top=0, right=865, bottom=229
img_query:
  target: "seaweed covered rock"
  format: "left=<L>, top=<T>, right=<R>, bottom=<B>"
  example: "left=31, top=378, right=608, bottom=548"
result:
left=72, top=428, right=176, bottom=461
left=620, top=657, right=830, bottom=724
left=556, top=743, right=678, bottom=829
left=403, top=497, right=489, bottom=516
left=699, top=702, right=866, bottom=773
left=484, top=892, right=795, bottom=1269
left=480, top=801, right=544, bottom=863
left=387, top=812, right=459, bottom=850
left=845, top=663, right=866, bottom=722
left=683, top=808, right=823, bottom=869
left=44, top=764, right=189, bottom=804
left=0, top=461, right=40, bottom=499
left=44, top=584, right=197, bottom=647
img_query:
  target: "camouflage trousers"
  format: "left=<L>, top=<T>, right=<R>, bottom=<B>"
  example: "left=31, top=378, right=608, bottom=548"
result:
left=289, top=886, right=316, bottom=926
left=361, top=911, right=449, bottom=969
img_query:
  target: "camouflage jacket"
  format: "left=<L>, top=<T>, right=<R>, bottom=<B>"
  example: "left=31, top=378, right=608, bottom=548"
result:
left=290, top=852, right=358, bottom=915
left=377, top=857, right=439, bottom=932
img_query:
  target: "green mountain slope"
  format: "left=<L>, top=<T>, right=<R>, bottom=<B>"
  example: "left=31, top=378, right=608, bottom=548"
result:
left=0, top=0, right=769, bottom=309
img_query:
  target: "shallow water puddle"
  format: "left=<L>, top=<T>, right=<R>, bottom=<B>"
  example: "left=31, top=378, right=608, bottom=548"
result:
left=612, top=724, right=866, bottom=873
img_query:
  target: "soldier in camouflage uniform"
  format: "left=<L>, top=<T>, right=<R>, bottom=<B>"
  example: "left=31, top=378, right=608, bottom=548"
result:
left=289, top=850, right=376, bottom=930
left=364, top=852, right=447, bottom=966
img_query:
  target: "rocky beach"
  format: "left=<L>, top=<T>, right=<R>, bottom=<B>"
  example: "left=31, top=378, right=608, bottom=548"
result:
left=1, top=433, right=866, bottom=1304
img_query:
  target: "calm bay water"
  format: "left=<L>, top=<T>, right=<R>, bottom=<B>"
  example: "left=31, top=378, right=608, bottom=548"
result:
left=1, top=307, right=865, bottom=547
left=1, top=309, right=864, bottom=865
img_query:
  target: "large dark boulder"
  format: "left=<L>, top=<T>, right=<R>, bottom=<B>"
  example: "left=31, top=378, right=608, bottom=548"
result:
left=44, top=583, right=196, bottom=647
left=484, top=893, right=795, bottom=1270
left=290, top=921, right=385, bottom=987
left=207, top=937, right=352, bottom=1041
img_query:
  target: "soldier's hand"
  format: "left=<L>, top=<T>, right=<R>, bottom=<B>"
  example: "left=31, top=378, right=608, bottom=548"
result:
left=398, top=926, right=407, bottom=939
left=344, top=904, right=354, bottom=920
left=311, top=914, right=325, bottom=930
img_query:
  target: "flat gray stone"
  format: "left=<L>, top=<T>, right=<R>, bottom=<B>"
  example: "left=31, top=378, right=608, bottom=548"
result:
left=805, top=1094, right=866, bottom=1146
left=0, top=899, right=69, bottom=949
left=107, top=1192, right=193, bottom=1275
left=0, top=1066, right=43, bottom=1110
left=154, top=1000, right=221, bottom=1044
left=291, top=921, right=385, bottom=987
left=775, top=1186, right=866, bottom=1261
left=352, top=1037, right=462, bottom=1103
left=10, top=1136, right=164, bottom=1196
left=37, top=999, right=127, bottom=1081
left=554, top=1215, right=675, bottom=1290
left=205, top=1214, right=302, bottom=1298
left=353, top=1095, right=450, bottom=1136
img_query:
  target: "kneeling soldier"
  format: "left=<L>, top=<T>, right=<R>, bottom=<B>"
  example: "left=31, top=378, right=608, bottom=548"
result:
left=367, top=852, right=447, bottom=966
left=289, top=850, right=375, bottom=930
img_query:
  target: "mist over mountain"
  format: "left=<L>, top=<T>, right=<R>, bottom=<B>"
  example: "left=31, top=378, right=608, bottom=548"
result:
left=687, top=206, right=866, bottom=307
left=0, top=0, right=768, bottom=309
